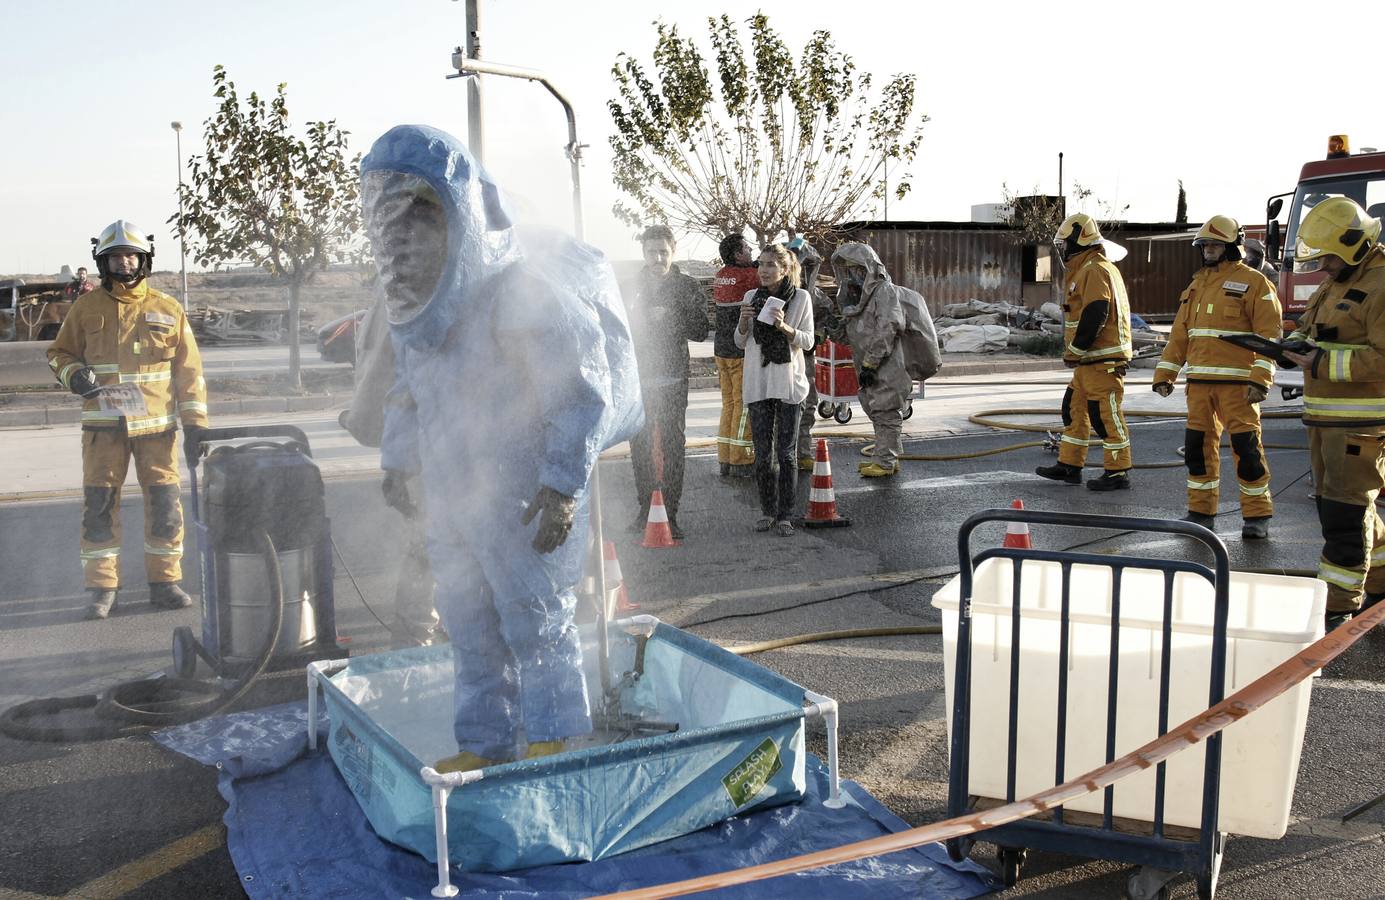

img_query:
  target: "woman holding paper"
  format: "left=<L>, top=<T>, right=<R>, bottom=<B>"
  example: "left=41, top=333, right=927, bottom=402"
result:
left=735, top=244, right=815, bottom=535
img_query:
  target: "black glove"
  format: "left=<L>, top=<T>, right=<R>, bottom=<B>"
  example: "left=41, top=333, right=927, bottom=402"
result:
left=857, top=366, right=878, bottom=388
left=521, top=486, right=577, bottom=554
left=68, top=366, right=101, bottom=398
left=1245, top=383, right=1269, bottom=405
left=382, top=470, right=418, bottom=520
left=182, top=424, right=207, bottom=468
left=1152, top=382, right=1174, bottom=397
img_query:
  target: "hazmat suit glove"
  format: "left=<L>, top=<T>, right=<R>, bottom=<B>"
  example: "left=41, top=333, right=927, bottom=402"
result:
left=182, top=424, right=208, bottom=468
left=1152, top=382, right=1174, bottom=398
left=521, top=486, right=578, bottom=554
left=857, top=366, right=878, bottom=388
left=1245, top=383, right=1269, bottom=405
left=381, top=470, right=419, bottom=520
left=68, top=366, right=102, bottom=398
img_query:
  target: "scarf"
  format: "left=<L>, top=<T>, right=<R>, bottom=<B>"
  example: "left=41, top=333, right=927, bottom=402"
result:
left=750, top=278, right=795, bottom=367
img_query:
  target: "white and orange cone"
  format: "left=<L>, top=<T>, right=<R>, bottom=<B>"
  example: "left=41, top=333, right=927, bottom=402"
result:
left=804, top=439, right=851, bottom=528
left=641, top=490, right=679, bottom=548
left=1003, top=498, right=1033, bottom=549
left=603, top=539, right=639, bottom=612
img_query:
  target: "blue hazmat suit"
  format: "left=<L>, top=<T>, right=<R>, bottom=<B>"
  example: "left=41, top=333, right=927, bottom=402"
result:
left=364, top=125, right=642, bottom=760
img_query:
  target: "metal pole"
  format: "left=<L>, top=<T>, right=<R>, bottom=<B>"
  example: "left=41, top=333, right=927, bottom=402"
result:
left=172, top=121, right=188, bottom=308
left=447, top=53, right=604, bottom=695
left=1058, top=151, right=1064, bottom=203
left=883, top=156, right=889, bottom=222
left=465, top=0, right=483, bottom=163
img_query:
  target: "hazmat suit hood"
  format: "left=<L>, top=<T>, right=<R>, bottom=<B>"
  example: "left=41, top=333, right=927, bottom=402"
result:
left=361, top=124, right=520, bottom=351
left=831, top=242, right=892, bottom=317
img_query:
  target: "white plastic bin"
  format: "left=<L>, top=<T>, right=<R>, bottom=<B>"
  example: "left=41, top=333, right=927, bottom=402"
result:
left=932, top=558, right=1326, bottom=838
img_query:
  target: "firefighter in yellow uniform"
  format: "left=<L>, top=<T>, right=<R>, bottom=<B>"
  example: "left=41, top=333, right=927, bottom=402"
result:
left=1036, top=213, right=1134, bottom=490
left=1281, top=197, right=1385, bottom=629
left=47, top=221, right=209, bottom=620
left=1152, top=216, right=1282, bottom=539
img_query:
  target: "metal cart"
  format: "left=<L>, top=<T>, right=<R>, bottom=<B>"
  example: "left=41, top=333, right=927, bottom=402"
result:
left=945, top=509, right=1232, bottom=899
left=813, top=338, right=914, bottom=425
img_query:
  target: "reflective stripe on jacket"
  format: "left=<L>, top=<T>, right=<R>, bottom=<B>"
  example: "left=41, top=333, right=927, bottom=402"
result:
left=1288, top=246, right=1385, bottom=427
left=1155, top=261, right=1282, bottom=388
left=47, top=282, right=208, bottom=436
left=1061, top=247, right=1132, bottom=365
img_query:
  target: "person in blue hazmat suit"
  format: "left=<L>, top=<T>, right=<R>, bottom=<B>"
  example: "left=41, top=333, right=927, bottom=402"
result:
left=362, top=125, right=642, bottom=772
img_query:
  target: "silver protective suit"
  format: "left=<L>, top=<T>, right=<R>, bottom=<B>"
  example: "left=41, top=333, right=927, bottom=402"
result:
left=366, top=125, right=642, bottom=759
left=831, top=243, right=917, bottom=468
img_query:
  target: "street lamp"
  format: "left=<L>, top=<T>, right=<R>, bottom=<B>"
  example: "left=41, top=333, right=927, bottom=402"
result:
left=170, top=121, right=188, bottom=308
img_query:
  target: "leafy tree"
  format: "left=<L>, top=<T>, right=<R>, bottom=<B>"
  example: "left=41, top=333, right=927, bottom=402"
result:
left=1175, top=179, right=1188, bottom=224
left=608, top=14, right=927, bottom=246
left=171, top=65, right=362, bottom=389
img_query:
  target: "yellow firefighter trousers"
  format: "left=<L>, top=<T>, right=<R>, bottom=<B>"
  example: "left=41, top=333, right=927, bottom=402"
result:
left=80, top=429, right=184, bottom=589
left=715, top=356, right=754, bottom=466
left=1309, top=426, right=1385, bottom=613
left=1057, top=362, right=1132, bottom=472
left=1184, top=384, right=1272, bottom=518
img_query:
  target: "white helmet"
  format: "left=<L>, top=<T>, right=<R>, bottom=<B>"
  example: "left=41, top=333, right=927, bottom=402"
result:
left=91, top=220, right=154, bottom=285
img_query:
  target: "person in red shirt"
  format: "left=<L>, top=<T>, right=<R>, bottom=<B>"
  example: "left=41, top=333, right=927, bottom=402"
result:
left=712, top=234, right=760, bottom=477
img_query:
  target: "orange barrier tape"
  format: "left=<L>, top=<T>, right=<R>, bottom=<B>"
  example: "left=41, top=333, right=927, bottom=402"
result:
left=598, top=602, right=1385, bottom=900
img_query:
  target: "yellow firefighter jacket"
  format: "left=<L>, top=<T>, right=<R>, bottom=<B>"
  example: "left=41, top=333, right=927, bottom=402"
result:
left=1062, top=246, right=1132, bottom=365
left=1288, top=245, right=1385, bottom=427
left=47, top=281, right=209, bottom=436
left=1154, top=261, right=1282, bottom=389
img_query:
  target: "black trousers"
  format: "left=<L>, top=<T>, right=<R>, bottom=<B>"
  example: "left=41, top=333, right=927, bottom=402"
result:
left=749, top=398, right=801, bottom=520
left=630, top=380, right=689, bottom=518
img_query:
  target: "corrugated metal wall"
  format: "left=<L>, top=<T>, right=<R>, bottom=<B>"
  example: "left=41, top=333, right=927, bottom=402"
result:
left=847, top=228, right=1023, bottom=315
left=832, top=227, right=1201, bottom=318
left=1113, top=237, right=1201, bottom=318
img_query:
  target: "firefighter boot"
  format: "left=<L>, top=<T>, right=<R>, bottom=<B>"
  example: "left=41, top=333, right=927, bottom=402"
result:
left=149, top=581, right=193, bottom=610
left=85, top=588, right=118, bottom=620
left=1035, top=462, right=1082, bottom=485
left=434, top=751, right=503, bottom=774
left=1086, top=471, right=1132, bottom=492
left=1241, top=517, right=1271, bottom=540
left=525, top=740, right=566, bottom=760
left=1180, top=511, right=1217, bottom=529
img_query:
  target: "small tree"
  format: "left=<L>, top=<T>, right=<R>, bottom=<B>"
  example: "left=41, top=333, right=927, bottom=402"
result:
left=172, top=65, right=362, bottom=389
left=608, top=14, right=927, bottom=246
left=1000, top=181, right=1129, bottom=243
left=1175, top=180, right=1188, bottom=224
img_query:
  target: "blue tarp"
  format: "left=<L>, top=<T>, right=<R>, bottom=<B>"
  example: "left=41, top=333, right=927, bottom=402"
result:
left=155, top=703, right=996, bottom=899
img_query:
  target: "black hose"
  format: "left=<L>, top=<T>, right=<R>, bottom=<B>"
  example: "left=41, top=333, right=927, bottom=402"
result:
left=0, top=530, right=287, bottom=742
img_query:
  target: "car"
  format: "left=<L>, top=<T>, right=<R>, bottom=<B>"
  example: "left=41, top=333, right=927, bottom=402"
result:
left=317, top=309, right=366, bottom=366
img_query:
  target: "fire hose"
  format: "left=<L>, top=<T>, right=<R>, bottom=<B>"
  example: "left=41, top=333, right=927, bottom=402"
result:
left=0, top=530, right=285, bottom=742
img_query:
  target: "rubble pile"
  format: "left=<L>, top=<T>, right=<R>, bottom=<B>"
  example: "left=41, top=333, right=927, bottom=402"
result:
left=933, top=299, right=1165, bottom=355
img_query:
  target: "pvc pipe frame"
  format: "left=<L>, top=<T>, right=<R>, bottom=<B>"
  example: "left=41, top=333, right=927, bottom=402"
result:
left=803, top=690, right=845, bottom=809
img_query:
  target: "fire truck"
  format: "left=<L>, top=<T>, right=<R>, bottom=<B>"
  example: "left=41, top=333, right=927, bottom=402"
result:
left=1265, top=135, right=1385, bottom=328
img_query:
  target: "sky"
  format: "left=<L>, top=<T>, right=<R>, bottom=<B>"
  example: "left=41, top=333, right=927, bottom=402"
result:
left=3, top=0, right=1382, bottom=276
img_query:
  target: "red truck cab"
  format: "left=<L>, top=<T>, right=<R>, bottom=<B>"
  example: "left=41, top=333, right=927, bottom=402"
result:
left=1266, top=136, right=1385, bottom=329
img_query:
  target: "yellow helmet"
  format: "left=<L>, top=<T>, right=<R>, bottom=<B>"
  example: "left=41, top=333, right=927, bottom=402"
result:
left=1055, top=213, right=1102, bottom=247
left=1193, top=215, right=1242, bottom=248
left=1293, top=197, right=1381, bottom=273
left=92, top=220, right=154, bottom=258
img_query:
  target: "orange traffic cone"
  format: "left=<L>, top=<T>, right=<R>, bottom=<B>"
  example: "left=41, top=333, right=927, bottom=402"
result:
left=1003, top=499, right=1033, bottom=549
left=641, top=490, right=679, bottom=548
left=804, top=439, right=851, bottom=528
left=603, top=540, right=639, bottom=611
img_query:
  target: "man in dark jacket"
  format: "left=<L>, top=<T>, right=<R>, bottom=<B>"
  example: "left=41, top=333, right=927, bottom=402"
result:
left=628, top=225, right=710, bottom=538
left=712, top=234, right=759, bottom=477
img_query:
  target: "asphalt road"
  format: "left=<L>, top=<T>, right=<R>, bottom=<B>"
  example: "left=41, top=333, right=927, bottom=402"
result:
left=1, top=415, right=1383, bottom=899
